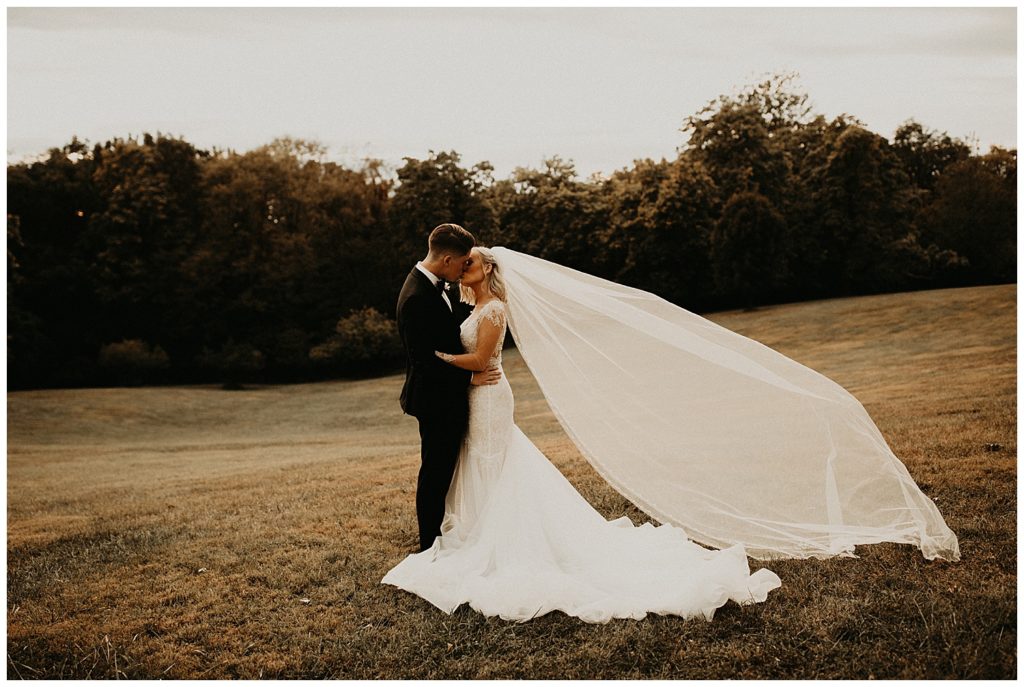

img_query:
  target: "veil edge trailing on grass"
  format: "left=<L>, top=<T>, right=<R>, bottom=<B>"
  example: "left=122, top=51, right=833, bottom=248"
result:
left=491, top=246, right=960, bottom=562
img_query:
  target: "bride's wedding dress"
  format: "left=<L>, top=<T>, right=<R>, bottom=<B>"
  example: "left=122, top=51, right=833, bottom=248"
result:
left=382, top=299, right=782, bottom=623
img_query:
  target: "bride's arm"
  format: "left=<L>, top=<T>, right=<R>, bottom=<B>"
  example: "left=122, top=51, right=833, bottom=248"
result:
left=435, top=309, right=504, bottom=372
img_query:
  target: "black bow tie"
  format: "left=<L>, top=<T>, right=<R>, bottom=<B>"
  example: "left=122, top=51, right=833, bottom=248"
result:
left=434, top=278, right=447, bottom=294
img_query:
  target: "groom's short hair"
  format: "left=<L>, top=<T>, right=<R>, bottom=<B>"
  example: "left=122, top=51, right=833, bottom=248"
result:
left=428, top=223, right=475, bottom=257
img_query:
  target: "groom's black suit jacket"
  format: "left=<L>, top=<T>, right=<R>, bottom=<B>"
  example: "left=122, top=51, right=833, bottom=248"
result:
left=397, top=267, right=473, bottom=419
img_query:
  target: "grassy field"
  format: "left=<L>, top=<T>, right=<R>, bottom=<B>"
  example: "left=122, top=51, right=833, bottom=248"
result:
left=7, top=283, right=1016, bottom=679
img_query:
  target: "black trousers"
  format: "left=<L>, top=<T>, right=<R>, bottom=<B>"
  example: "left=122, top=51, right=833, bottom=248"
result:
left=416, top=411, right=468, bottom=551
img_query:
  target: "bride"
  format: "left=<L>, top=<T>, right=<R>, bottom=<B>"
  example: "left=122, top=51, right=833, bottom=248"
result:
left=381, top=246, right=959, bottom=624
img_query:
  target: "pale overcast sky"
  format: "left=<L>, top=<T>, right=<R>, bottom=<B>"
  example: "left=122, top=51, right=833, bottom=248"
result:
left=6, top=6, right=1017, bottom=178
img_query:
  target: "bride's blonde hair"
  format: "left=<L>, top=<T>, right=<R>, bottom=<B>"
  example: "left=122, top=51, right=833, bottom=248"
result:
left=459, top=246, right=507, bottom=306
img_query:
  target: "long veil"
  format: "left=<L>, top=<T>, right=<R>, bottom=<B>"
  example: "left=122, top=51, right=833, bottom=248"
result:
left=491, top=246, right=960, bottom=562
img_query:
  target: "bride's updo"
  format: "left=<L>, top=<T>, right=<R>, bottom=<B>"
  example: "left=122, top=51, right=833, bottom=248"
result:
left=460, top=246, right=507, bottom=306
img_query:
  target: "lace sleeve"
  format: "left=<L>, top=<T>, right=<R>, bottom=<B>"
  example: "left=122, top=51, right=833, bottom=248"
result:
left=480, top=300, right=506, bottom=329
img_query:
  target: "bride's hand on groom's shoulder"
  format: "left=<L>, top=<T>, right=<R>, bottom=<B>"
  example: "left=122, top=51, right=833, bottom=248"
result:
left=470, top=366, right=502, bottom=386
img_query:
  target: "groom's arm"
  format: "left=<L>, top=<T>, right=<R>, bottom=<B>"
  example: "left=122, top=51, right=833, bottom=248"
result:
left=401, top=295, right=473, bottom=386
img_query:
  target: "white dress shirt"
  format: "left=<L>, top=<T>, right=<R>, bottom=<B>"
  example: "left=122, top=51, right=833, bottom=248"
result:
left=416, top=262, right=452, bottom=311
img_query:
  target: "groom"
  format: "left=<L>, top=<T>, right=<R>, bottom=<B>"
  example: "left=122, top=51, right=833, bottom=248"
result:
left=397, top=223, right=501, bottom=552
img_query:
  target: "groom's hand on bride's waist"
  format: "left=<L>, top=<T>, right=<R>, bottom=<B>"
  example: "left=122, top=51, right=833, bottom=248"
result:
left=470, top=367, right=502, bottom=386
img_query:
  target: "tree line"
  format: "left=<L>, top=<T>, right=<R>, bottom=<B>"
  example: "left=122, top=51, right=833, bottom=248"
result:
left=7, top=74, right=1016, bottom=390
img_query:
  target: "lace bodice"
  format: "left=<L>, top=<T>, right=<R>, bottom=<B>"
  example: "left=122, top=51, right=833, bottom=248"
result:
left=460, top=299, right=507, bottom=367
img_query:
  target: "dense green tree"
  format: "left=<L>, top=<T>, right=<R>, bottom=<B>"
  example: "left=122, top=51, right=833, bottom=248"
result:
left=6, top=213, right=57, bottom=387
left=600, top=158, right=672, bottom=284
left=783, top=113, right=864, bottom=297
left=486, top=156, right=611, bottom=274
left=605, top=156, right=720, bottom=309
left=709, top=191, right=790, bottom=307
left=892, top=120, right=972, bottom=193
left=387, top=150, right=496, bottom=268
left=85, top=134, right=207, bottom=361
left=181, top=138, right=386, bottom=379
left=977, top=144, right=1017, bottom=184
left=805, top=125, right=918, bottom=295
left=7, top=138, right=103, bottom=387
left=682, top=73, right=807, bottom=210
left=916, top=148, right=1017, bottom=283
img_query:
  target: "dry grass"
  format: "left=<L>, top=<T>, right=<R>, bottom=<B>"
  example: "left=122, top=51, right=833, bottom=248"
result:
left=7, top=284, right=1016, bottom=679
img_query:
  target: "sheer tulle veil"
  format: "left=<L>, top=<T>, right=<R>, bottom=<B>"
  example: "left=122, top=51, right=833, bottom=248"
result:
left=489, top=246, right=960, bottom=562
